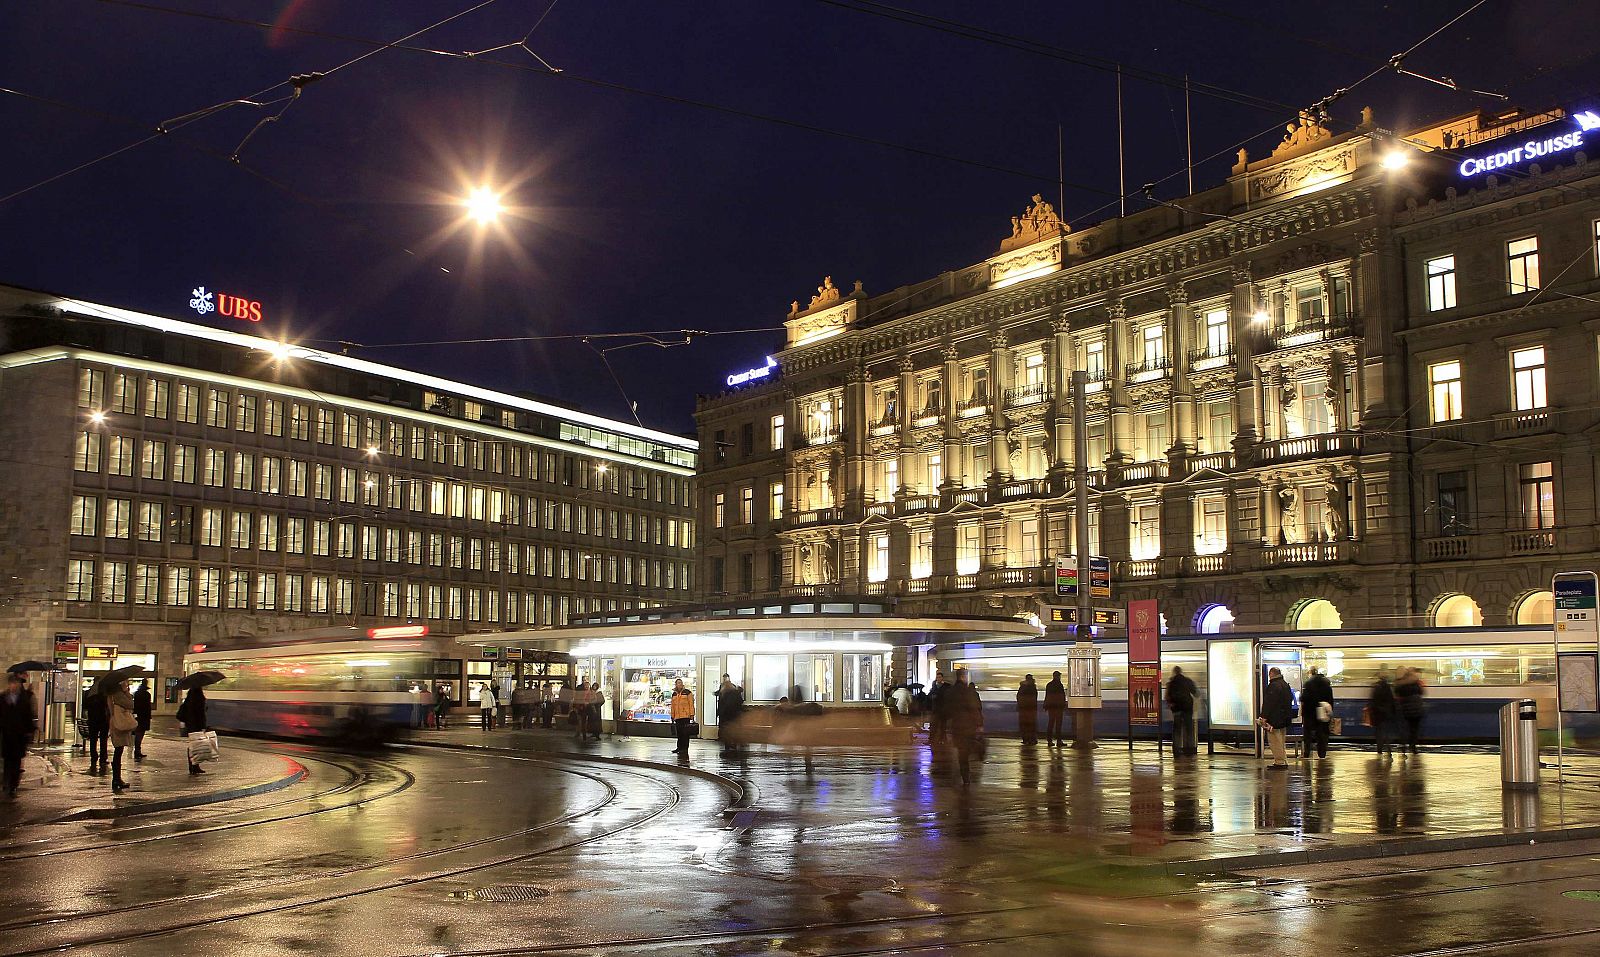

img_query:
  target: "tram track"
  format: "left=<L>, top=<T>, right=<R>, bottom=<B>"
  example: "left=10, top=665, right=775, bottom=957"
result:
left=0, top=749, right=703, bottom=955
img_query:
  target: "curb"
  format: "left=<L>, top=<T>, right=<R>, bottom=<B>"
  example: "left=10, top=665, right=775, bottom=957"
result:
left=54, top=761, right=310, bottom=822
left=1164, top=823, right=1600, bottom=875
left=398, top=737, right=758, bottom=810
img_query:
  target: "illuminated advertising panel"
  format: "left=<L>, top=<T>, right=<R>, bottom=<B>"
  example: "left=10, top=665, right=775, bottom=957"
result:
left=1206, top=638, right=1254, bottom=730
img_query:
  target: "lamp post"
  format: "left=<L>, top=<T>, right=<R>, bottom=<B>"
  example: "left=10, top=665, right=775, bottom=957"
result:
left=1069, top=369, right=1102, bottom=748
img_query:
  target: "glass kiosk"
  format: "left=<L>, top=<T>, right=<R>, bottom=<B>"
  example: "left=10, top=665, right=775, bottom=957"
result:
left=1205, top=637, right=1308, bottom=755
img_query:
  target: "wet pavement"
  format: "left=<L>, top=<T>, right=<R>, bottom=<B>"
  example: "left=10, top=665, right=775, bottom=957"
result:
left=2, top=724, right=1599, bottom=955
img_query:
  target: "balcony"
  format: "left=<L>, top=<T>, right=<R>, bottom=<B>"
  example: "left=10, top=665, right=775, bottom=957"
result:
left=1421, top=535, right=1475, bottom=561
left=1115, top=460, right=1170, bottom=484
left=1121, top=558, right=1161, bottom=579
left=1268, top=313, right=1357, bottom=350
left=1506, top=529, right=1556, bottom=555
left=1125, top=357, right=1172, bottom=383
left=912, top=409, right=941, bottom=428
left=1188, top=344, right=1234, bottom=372
left=944, top=487, right=988, bottom=508
left=900, top=494, right=938, bottom=514
left=1004, top=382, right=1049, bottom=408
left=1254, top=431, right=1362, bottom=464
left=801, top=428, right=841, bottom=447
left=1182, top=553, right=1232, bottom=574
left=995, top=477, right=1048, bottom=500
left=1262, top=542, right=1345, bottom=567
left=1188, top=450, right=1235, bottom=474
left=904, top=577, right=934, bottom=595
left=863, top=580, right=890, bottom=597
left=1494, top=408, right=1557, bottom=437
left=956, top=395, right=990, bottom=417
left=951, top=572, right=979, bottom=590
left=980, top=566, right=1049, bottom=588
left=864, top=502, right=893, bottom=519
left=790, top=507, right=845, bottom=528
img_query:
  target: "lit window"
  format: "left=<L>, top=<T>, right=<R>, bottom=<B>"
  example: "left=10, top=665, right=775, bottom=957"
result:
left=1511, top=346, right=1547, bottom=411
left=1084, top=340, right=1106, bottom=380
left=1141, top=324, right=1166, bottom=367
left=66, top=559, right=95, bottom=602
left=770, top=415, right=785, bottom=451
left=956, top=523, right=981, bottom=575
left=1508, top=236, right=1541, bottom=294
left=1203, top=308, right=1229, bottom=356
left=769, top=481, right=784, bottom=520
left=1130, top=504, right=1161, bottom=560
left=1428, top=360, right=1463, bottom=423
left=1519, top=461, right=1555, bottom=529
left=1425, top=255, right=1457, bottom=311
left=740, top=486, right=753, bottom=524
left=713, top=492, right=725, bottom=528
left=1194, top=495, right=1227, bottom=554
left=867, top=534, right=890, bottom=583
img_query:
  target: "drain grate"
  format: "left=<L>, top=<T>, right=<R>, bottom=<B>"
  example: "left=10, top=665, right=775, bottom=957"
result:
left=459, top=884, right=551, bottom=903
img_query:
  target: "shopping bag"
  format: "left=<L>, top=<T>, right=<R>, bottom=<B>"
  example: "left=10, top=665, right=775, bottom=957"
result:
left=187, top=730, right=220, bottom=764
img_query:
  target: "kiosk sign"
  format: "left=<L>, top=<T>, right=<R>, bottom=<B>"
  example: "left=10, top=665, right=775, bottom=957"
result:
left=1555, top=571, right=1600, bottom=649
left=1054, top=557, right=1078, bottom=596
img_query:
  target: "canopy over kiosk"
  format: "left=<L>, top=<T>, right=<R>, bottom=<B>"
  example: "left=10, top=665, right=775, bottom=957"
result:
left=457, top=600, right=1040, bottom=737
left=1205, top=636, right=1309, bottom=756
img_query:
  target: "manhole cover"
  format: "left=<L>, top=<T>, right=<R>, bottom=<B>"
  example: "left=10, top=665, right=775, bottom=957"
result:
left=1563, top=890, right=1600, bottom=902
left=455, top=885, right=550, bottom=902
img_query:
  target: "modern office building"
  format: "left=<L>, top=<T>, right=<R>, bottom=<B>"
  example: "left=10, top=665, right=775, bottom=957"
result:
left=696, top=101, right=1600, bottom=637
left=0, top=285, right=697, bottom=700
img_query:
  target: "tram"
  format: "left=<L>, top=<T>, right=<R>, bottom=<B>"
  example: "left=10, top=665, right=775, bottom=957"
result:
left=183, top=626, right=455, bottom=740
left=931, top=625, right=1575, bottom=743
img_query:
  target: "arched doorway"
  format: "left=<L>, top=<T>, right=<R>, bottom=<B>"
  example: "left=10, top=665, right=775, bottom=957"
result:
left=1291, top=598, right=1343, bottom=630
left=1514, top=590, right=1554, bottom=625
left=1195, top=603, right=1236, bottom=634
left=1432, top=593, right=1484, bottom=627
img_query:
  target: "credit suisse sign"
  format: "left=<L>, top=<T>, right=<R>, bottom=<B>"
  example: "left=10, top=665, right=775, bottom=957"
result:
left=726, top=356, right=778, bottom=388
left=1457, top=110, right=1599, bottom=178
left=189, top=286, right=264, bottom=323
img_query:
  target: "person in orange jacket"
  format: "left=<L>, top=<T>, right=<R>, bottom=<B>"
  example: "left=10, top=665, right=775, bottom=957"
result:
left=670, top=679, right=696, bottom=755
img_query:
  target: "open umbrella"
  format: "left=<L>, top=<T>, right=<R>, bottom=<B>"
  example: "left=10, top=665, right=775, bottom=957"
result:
left=174, top=670, right=226, bottom=691
left=92, top=664, right=147, bottom=695
left=7, top=660, right=59, bottom=674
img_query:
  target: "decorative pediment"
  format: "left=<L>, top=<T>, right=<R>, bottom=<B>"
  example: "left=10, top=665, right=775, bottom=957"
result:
left=785, top=293, right=859, bottom=348
left=999, top=194, right=1069, bottom=253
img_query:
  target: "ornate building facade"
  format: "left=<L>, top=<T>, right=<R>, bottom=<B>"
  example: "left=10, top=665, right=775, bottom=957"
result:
left=698, top=102, right=1600, bottom=634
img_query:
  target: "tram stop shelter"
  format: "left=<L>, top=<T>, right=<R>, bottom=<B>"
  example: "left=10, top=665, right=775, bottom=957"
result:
left=455, top=600, right=1040, bottom=741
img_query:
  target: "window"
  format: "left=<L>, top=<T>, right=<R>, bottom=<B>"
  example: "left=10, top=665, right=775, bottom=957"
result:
left=1195, top=495, right=1227, bottom=554
left=140, top=440, right=166, bottom=479
left=1017, top=517, right=1040, bottom=565
left=1511, top=346, right=1547, bottom=411
left=1202, top=398, right=1233, bottom=453
left=1508, top=236, right=1540, bottom=294
left=1436, top=470, right=1470, bottom=536
left=144, top=379, right=169, bottom=419
left=1425, top=255, right=1457, bottom=311
left=66, top=559, right=95, bottom=601
left=793, top=654, right=835, bottom=702
left=206, top=389, right=229, bottom=428
left=138, top=502, right=162, bottom=541
left=197, top=567, right=221, bottom=608
left=229, top=511, right=252, bottom=549
left=286, top=518, right=306, bottom=554
left=751, top=655, right=788, bottom=701
left=713, top=492, right=726, bottom=528
left=109, top=373, right=136, bottom=414
left=104, top=498, right=130, bottom=539
left=739, top=486, right=754, bottom=524
left=1519, top=462, right=1555, bottom=529
left=77, top=368, right=104, bottom=410
left=1203, top=307, right=1229, bottom=356
left=263, top=399, right=284, bottom=437
left=868, top=534, right=889, bottom=582
left=1140, top=324, right=1166, bottom=367
left=232, top=452, right=255, bottom=491
left=71, top=494, right=98, bottom=535
left=291, top=404, right=310, bottom=441
left=257, top=573, right=278, bottom=611
left=203, top=449, right=226, bottom=487
left=769, top=481, right=784, bottom=521
left=770, top=415, right=785, bottom=450
left=101, top=561, right=128, bottom=603
left=1022, top=352, right=1046, bottom=387
left=175, top=383, right=200, bottom=424
left=168, top=505, right=193, bottom=545
left=74, top=432, right=101, bottom=472
left=226, top=570, right=249, bottom=609
left=200, top=507, right=224, bottom=547
left=956, top=522, right=981, bottom=575
left=1130, top=503, right=1161, bottom=560
left=167, top=566, right=192, bottom=606
left=1084, top=340, right=1106, bottom=380
left=172, top=444, right=197, bottom=483
left=284, top=574, right=304, bottom=612
left=1134, top=411, right=1168, bottom=462
left=133, top=564, right=160, bottom=605
left=107, top=436, right=134, bottom=476
left=1428, top=360, right=1463, bottom=423
left=235, top=395, right=257, bottom=432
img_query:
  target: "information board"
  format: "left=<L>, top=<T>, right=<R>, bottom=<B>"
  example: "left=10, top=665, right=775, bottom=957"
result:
left=1206, top=638, right=1254, bottom=730
left=1090, top=556, right=1111, bottom=599
left=1558, top=652, right=1599, bottom=713
left=1127, top=599, right=1161, bottom=727
left=1555, top=571, right=1600, bottom=650
left=1054, top=557, right=1078, bottom=597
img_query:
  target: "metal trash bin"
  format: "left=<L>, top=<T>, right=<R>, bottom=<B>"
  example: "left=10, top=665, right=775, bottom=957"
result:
left=1500, top=698, right=1539, bottom=790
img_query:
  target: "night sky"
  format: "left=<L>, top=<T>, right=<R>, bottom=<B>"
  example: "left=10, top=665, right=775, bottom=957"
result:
left=3, top=1, right=1596, bottom=436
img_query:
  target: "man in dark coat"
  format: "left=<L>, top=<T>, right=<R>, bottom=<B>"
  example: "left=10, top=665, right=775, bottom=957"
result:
left=83, top=687, right=109, bottom=773
left=927, top=673, right=949, bottom=744
left=1300, top=667, right=1334, bottom=759
left=1165, top=666, right=1199, bottom=756
left=948, top=671, right=984, bottom=784
left=1043, top=671, right=1067, bottom=747
left=1, top=671, right=38, bottom=797
left=1015, top=674, right=1039, bottom=746
left=715, top=675, right=745, bottom=756
left=1256, top=667, right=1295, bottom=768
left=132, top=679, right=153, bottom=761
left=1367, top=672, right=1397, bottom=758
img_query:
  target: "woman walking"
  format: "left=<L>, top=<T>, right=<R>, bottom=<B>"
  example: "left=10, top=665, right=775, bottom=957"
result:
left=178, top=685, right=208, bottom=774
left=106, top=679, right=136, bottom=793
left=670, top=679, right=695, bottom=755
left=1394, top=667, right=1427, bottom=756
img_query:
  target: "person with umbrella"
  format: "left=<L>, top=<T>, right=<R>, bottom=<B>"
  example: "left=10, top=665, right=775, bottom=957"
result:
left=1, top=669, right=38, bottom=798
left=176, top=673, right=214, bottom=775
left=105, top=677, right=136, bottom=793
left=132, top=679, right=153, bottom=762
left=83, top=680, right=110, bottom=774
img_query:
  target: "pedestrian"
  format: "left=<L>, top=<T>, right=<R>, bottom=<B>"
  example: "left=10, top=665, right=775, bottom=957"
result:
left=1301, top=666, right=1334, bottom=760
left=1165, top=666, right=1198, bottom=756
left=178, top=684, right=208, bottom=774
left=1394, top=667, right=1427, bottom=756
left=132, top=679, right=153, bottom=761
left=716, top=674, right=745, bottom=756
left=1367, top=671, right=1397, bottom=759
left=949, top=670, right=984, bottom=785
left=1016, top=674, right=1039, bottom=745
left=927, top=672, right=949, bottom=743
left=588, top=682, right=605, bottom=739
left=892, top=683, right=912, bottom=717
left=670, top=678, right=695, bottom=755
left=1, top=670, right=37, bottom=798
left=541, top=682, right=556, bottom=728
left=571, top=681, right=592, bottom=741
left=511, top=682, right=535, bottom=729
left=83, top=686, right=109, bottom=774
left=107, top=679, right=136, bottom=794
left=433, top=684, right=452, bottom=730
left=1043, top=670, right=1067, bottom=747
left=1256, top=666, right=1295, bottom=769
left=500, top=678, right=517, bottom=728
left=478, top=683, right=497, bottom=731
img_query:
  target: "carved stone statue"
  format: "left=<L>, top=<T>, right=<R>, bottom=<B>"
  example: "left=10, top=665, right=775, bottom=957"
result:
left=1273, top=110, right=1332, bottom=157
left=825, top=457, right=841, bottom=506
left=1279, top=485, right=1301, bottom=545
left=1322, top=475, right=1348, bottom=542
left=808, top=276, right=841, bottom=310
left=1324, top=380, right=1342, bottom=429
left=999, top=193, right=1069, bottom=252
left=798, top=543, right=815, bottom=585
left=819, top=539, right=837, bottom=583
left=1006, top=432, right=1023, bottom=469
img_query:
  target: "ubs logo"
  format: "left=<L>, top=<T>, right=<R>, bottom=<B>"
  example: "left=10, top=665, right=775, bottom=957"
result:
left=189, top=286, right=263, bottom=322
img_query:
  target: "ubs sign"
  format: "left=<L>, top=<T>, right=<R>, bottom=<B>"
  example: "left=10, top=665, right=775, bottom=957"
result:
left=189, top=286, right=263, bottom=323
left=1457, top=110, right=1599, bottom=178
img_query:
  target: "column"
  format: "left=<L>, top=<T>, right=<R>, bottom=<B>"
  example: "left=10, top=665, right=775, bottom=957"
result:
left=1230, top=265, right=1261, bottom=450
left=1106, top=301, right=1132, bottom=466
left=941, top=343, right=961, bottom=492
left=896, top=353, right=915, bottom=497
left=845, top=364, right=869, bottom=512
left=1049, top=312, right=1074, bottom=477
left=987, top=330, right=1010, bottom=481
left=784, top=389, right=803, bottom=513
left=1167, top=284, right=1197, bottom=458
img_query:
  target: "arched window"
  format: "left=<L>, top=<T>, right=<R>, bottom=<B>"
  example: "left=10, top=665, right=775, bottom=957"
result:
left=1292, top=598, right=1343, bottom=630
left=1195, top=603, right=1235, bottom=634
left=1432, top=594, right=1483, bottom=627
left=1515, top=590, right=1554, bottom=625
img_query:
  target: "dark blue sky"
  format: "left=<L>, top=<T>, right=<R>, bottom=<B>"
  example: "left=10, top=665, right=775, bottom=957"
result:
left=3, top=1, right=1595, bottom=435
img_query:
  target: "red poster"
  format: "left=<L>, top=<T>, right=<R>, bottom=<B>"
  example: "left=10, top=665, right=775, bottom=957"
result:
left=1128, top=600, right=1161, bottom=727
